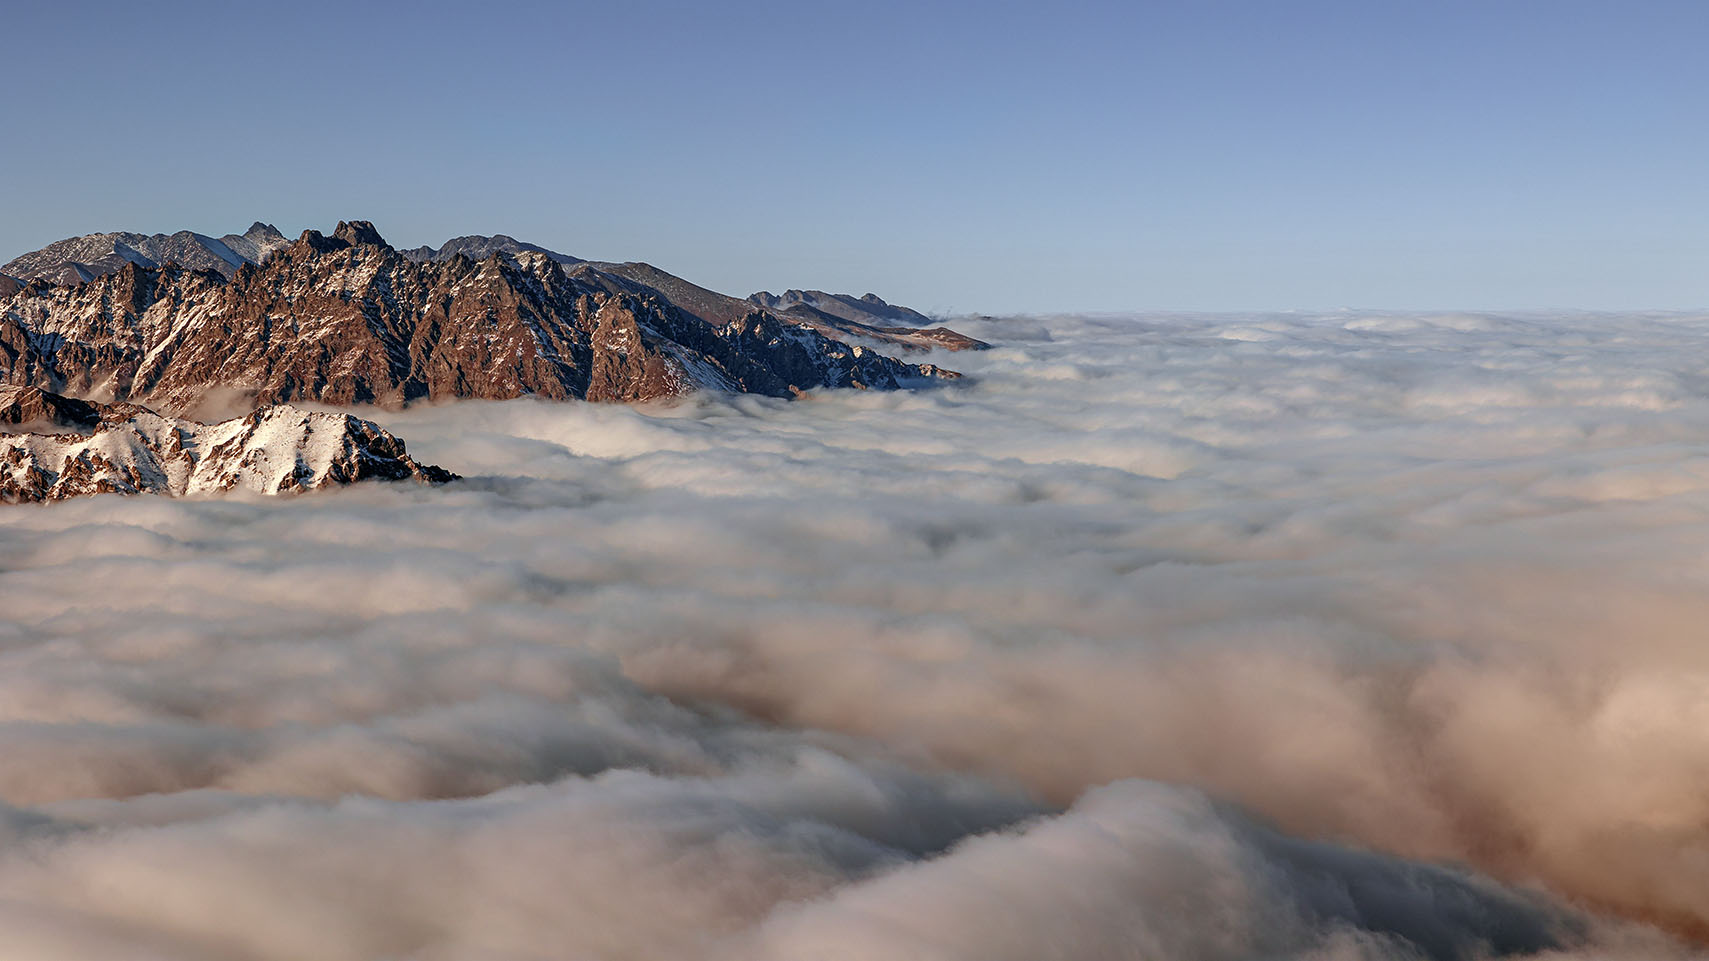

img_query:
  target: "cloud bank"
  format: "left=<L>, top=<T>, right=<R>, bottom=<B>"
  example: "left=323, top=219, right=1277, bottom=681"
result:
left=5, top=310, right=1709, bottom=958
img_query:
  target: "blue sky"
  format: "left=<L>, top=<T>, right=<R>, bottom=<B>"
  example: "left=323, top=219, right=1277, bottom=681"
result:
left=2, top=0, right=1704, bottom=313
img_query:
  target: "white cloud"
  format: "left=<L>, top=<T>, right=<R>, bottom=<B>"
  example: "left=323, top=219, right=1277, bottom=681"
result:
left=6, top=310, right=1709, bottom=957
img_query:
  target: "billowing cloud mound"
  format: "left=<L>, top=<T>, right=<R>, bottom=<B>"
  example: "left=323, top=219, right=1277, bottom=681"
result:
left=5, top=310, right=1709, bottom=958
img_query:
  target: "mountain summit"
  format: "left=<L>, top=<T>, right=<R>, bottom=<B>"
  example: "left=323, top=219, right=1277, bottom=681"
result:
left=0, top=221, right=964, bottom=415
left=2, top=223, right=290, bottom=285
left=4, top=224, right=987, bottom=355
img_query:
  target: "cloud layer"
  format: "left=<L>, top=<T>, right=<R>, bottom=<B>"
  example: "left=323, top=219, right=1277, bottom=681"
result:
left=5, top=310, right=1709, bottom=958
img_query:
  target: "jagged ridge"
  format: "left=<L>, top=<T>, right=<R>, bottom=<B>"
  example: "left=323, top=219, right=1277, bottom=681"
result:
left=2, top=223, right=289, bottom=285
left=399, top=234, right=584, bottom=266
left=0, top=221, right=957, bottom=415
left=3, top=224, right=986, bottom=358
left=748, top=289, right=934, bottom=326
left=585, top=263, right=989, bottom=354
left=0, top=389, right=454, bottom=503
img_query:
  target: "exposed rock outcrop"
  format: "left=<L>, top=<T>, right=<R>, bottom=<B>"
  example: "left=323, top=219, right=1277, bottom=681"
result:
left=0, top=385, right=100, bottom=429
left=399, top=233, right=584, bottom=265
left=0, top=391, right=454, bottom=503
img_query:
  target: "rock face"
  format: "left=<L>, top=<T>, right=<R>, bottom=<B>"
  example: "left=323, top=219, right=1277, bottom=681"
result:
left=0, top=221, right=960, bottom=415
left=0, top=391, right=454, bottom=503
left=3, top=223, right=986, bottom=365
left=2, top=223, right=289, bottom=285
left=0, top=385, right=100, bottom=429
left=400, top=238, right=986, bottom=354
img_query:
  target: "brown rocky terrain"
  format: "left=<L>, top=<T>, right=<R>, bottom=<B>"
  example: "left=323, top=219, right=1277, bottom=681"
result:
left=4, top=224, right=986, bottom=356
left=0, top=389, right=454, bottom=503
left=0, top=221, right=959, bottom=416
left=397, top=238, right=988, bottom=354
left=0, top=385, right=100, bottom=429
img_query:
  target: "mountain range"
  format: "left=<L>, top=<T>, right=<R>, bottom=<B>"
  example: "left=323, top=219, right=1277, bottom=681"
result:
left=2, top=225, right=984, bottom=354
left=1, top=223, right=293, bottom=286
left=0, top=219, right=989, bottom=501
left=0, top=220, right=981, bottom=419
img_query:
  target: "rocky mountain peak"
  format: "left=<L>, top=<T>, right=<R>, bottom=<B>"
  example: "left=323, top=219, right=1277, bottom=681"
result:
left=404, top=234, right=583, bottom=265
left=288, top=221, right=389, bottom=256
left=217, top=223, right=290, bottom=268
left=334, top=220, right=388, bottom=248
left=0, top=390, right=455, bottom=503
left=294, top=229, right=346, bottom=254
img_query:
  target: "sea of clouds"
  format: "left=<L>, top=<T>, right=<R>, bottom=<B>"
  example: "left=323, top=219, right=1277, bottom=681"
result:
left=5, top=311, right=1709, bottom=959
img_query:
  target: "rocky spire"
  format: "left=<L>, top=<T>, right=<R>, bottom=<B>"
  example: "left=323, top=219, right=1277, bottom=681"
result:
left=334, top=220, right=388, bottom=248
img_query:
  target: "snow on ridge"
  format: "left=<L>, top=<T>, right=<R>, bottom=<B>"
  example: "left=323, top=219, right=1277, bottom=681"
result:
left=0, top=399, right=455, bottom=503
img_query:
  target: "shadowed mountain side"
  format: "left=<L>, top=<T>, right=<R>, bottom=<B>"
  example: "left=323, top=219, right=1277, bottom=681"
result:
left=750, top=288, right=935, bottom=326
left=768, top=300, right=990, bottom=352
left=588, top=262, right=988, bottom=353
left=0, top=385, right=100, bottom=429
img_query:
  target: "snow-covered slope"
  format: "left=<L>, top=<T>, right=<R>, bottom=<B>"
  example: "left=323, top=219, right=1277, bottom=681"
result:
left=0, top=394, right=455, bottom=503
left=215, top=222, right=293, bottom=266
left=2, top=223, right=289, bottom=285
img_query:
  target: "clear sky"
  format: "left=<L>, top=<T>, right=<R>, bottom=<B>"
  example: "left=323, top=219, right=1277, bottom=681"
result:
left=2, top=0, right=1704, bottom=313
